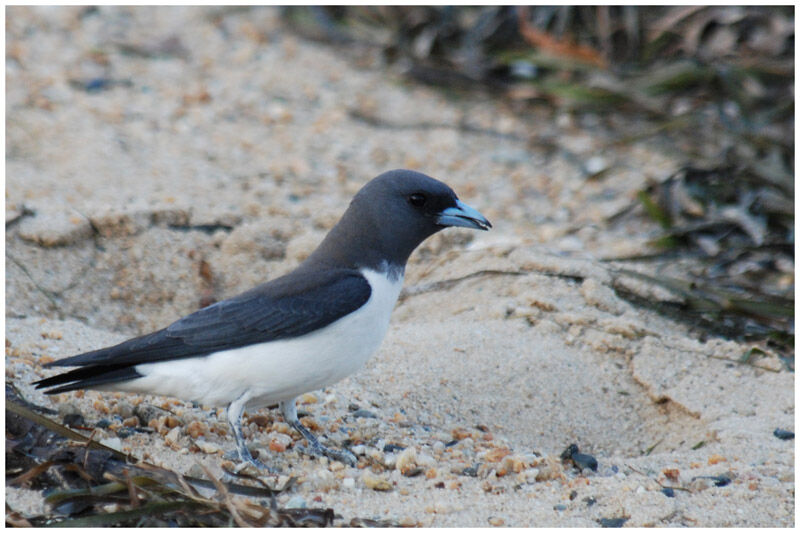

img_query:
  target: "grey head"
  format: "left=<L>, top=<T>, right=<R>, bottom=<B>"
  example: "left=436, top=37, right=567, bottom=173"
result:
left=304, top=169, right=491, bottom=273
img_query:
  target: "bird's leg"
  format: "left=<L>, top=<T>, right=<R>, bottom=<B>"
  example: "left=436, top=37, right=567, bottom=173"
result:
left=226, top=393, right=274, bottom=472
left=279, top=398, right=357, bottom=467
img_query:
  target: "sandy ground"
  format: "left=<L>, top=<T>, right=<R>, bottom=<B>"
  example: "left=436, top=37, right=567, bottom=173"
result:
left=5, top=6, right=794, bottom=527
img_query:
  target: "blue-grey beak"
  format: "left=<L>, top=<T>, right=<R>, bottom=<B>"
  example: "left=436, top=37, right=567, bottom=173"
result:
left=436, top=199, right=492, bottom=231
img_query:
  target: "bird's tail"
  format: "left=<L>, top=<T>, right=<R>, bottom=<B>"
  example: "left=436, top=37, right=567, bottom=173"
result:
left=34, top=364, right=142, bottom=394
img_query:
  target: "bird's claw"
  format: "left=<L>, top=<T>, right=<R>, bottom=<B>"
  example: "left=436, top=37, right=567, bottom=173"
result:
left=240, top=456, right=277, bottom=473
left=225, top=447, right=277, bottom=473
left=296, top=443, right=357, bottom=467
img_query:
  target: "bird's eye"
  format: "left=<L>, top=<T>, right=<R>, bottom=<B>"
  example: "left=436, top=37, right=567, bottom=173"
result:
left=408, top=193, right=427, bottom=207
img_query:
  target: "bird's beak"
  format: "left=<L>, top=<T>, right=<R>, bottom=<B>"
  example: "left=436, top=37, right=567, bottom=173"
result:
left=436, top=199, right=492, bottom=231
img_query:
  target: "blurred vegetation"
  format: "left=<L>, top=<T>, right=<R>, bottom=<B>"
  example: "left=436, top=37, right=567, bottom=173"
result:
left=285, top=6, right=794, bottom=359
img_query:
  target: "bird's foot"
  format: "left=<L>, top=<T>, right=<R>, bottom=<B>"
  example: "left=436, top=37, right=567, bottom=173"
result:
left=296, top=442, right=357, bottom=467
left=279, top=399, right=357, bottom=466
left=224, top=446, right=277, bottom=473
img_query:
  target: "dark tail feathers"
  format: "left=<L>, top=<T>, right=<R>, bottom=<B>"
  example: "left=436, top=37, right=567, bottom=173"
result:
left=34, top=364, right=142, bottom=395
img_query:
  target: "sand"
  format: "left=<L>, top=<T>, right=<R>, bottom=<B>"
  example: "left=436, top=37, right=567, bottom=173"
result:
left=6, top=6, right=794, bottom=527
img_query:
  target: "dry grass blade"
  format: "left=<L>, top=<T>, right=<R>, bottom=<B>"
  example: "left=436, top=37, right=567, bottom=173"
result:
left=124, top=471, right=140, bottom=508
left=8, top=461, right=55, bottom=487
left=43, top=501, right=207, bottom=528
left=517, top=6, right=607, bottom=67
left=44, top=480, right=129, bottom=506
left=199, top=463, right=251, bottom=527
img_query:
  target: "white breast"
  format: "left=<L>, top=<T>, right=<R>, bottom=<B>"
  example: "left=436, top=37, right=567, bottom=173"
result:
left=115, top=268, right=404, bottom=407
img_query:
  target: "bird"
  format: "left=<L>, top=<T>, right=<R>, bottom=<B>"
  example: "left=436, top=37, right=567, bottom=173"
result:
left=34, top=169, right=491, bottom=470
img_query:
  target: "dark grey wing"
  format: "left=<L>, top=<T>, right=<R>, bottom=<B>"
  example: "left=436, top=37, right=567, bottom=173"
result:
left=35, top=269, right=371, bottom=393
left=163, top=269, right=372, bottom=350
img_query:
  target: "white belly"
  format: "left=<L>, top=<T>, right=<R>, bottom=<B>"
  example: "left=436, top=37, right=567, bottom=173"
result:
left=114, top=268, right=403, bottom=407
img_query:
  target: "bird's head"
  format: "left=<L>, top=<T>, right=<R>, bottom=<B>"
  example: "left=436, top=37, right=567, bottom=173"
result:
left=309, top=169, right=491, bottom=271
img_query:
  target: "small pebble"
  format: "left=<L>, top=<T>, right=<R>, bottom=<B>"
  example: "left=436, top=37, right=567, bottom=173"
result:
left=396, top=447, right=417, bottom=475
left=451, top=427, right=472, bottom=440
left=488, top=516, right=505, bottom=526
left=133, top=404, right=163, bottom=426
left=62, top=413, right=85, bottom=428
left=403, top=467, right=424, bottom=478
left=485, top=447, right=511, bottom=463
left=309, top=469, right=337, bottom=491
left=599, top=517, right=628, bottom=527
left=519, top=468, right=539, bottom=484
left=497, top=454, right=527, bottom=476
left=57, top=402, right=82, bottom=417
left=196, top=439, right=221, bottom=454
left=573, top=452, right=598, bottom=472
left=662, top=487, right=675, bottom=498
left=662, top=468, right=680, bottom=481
left=100, top=437, right=122, bottom=451
left=362, top=470, right=392, bottom=491
left=689, top=478, right=711, bottom=492
left=712, top=476, right=731, bottom=487
left=164, top=426, right=181, bottom=446
left=299, top=392, right=318, bottom=405
left=111, top=401, right=134, bottom=419
left=535, top=456, right=564, bottom=481
left=773, top=428, right=794, bottom=440
left=560, top=443, right=579, bottom=461
left=561, top=443, right=597, bottom=471
left=350, top=444, right=366, bottom=456
left=272, top=422, right=291, bottom=435
left=417, top=453, right=435, bottom=467
left=247, top=414, right=271, bottom=428
left=40, top=329, right=63, bottom=340
left=187, top=464, right=206, bottom=478
left=585, top=155, right=609, bottom=176
left=691, top=475, right=732, bottom=489
left=342, top=477, right=355, bottom=489
left=351, top=409, right=377, bottom=419
left=461, top=465, right=480, bottom=477
left=286, top=496, right=307, bottom=509
left=553, top=504, right=567, bottom=511
left=366, top=448, right=384, bottom=462
left=186, top=421, right=207, bottom=438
